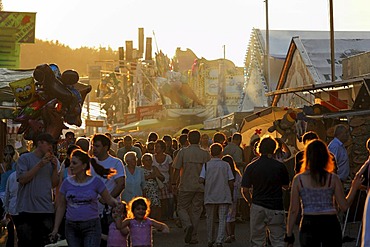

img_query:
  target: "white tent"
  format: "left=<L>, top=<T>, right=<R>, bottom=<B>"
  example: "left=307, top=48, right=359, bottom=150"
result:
left=240, top=107, right=293, bottom=145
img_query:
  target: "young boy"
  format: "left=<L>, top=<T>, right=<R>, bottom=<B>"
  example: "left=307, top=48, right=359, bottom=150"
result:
left=199, top=143, right=234, bottom=247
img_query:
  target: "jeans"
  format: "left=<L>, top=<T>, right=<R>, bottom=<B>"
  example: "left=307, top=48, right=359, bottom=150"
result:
left=65, top=218, right=102, bottom=247
left=16, top=212, right=54, bottom=247
left=6, top=215, right=20, bottom=247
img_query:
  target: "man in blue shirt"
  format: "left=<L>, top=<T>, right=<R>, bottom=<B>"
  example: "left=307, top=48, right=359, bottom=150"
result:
left=328, top=124, right=350, bottom=183
left=16, top=133, right=59, bottom=247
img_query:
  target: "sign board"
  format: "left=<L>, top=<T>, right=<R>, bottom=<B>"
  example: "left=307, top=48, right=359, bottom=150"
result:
left=85, top=119, right=105, bottom=127
left=123, top=113, right=139, bottom=125
left=137, top=105, right=163, bottom=119
left=221, top=113, right=235, bottom=128
left=88, top=65, right=102, bottom=80
left=204, top=117, right=221, bottom=130
left=0, top=11, right=36, bottom=43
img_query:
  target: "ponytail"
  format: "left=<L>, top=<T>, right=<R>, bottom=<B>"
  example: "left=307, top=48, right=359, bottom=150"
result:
left=71, top=149, right=116, bottom=178
left=90, top=158, right=116, bottom=178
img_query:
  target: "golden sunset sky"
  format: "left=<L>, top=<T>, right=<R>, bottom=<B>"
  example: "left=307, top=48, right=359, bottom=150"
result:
left=3, top=0, right=370, bottom=66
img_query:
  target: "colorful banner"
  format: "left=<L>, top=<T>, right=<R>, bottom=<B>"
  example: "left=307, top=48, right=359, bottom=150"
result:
left=0, top=11, right=36, bottom=43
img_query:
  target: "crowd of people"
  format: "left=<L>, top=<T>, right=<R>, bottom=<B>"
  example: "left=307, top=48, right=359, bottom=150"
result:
left=0, top=124, right=369, bottom=247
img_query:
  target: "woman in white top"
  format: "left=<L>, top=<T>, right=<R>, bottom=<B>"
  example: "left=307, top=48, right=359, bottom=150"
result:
left=153, top=140, right=173, bottom=220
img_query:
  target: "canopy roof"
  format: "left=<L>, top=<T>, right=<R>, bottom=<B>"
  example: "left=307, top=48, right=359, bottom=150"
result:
left=0, top=68, right=34, bottom=102
left=239, top=107, right=297, bottom=145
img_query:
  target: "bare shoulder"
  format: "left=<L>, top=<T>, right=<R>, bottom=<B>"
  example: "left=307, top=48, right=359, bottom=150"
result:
left=330, top=173, right=341, bottom=182
left=292, top=171, right=310, bottom=185
left=291, top=173, right=302, bottom=186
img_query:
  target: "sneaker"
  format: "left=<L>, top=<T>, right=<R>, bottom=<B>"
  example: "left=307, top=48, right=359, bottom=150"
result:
left=208, top=241, right=215, bottom=247
left=215, top=243, right=223, bottom=247
left=184, top=225, right=194, bottom=243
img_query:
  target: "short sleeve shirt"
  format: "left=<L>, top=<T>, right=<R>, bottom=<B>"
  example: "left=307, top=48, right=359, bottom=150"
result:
left=60, top=176, right=106, bottom=221
left=200, top=158, right=234, bottom=204
left=223, top=142, right=243, bottom=165
left=121, top=166, right=145, bottom=203
left=90, top=155, right=125, bottom=214
left=90, top=155, right=125, bottom=194
left=173, top=144, right=211, bottom=192
left=241, top=155, right=289, bottom=210
left=16, top=152, right=59, bottom=213
left=152, top=154, right=173, bottom=183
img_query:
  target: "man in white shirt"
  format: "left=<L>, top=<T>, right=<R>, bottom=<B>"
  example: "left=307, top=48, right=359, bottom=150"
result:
left=91, top=134, right=125, bottom=247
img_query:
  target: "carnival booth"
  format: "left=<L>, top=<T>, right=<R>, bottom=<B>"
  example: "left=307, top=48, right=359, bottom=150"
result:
left=239, top=106, right=304, bottom=152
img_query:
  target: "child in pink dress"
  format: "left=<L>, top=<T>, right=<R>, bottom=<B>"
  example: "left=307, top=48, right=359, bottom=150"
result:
left=108, top=201, right=129, bottom=247
left=117, top=197, right=169, bottom=247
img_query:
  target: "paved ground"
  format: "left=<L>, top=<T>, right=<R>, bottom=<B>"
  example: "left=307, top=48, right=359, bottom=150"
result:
left=154, top=218, right=362, bottom=247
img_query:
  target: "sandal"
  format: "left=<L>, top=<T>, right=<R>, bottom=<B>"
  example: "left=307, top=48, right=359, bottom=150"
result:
left=224, top=236, right=233, bottom=243
left=224, top=235, right=235, bottom=243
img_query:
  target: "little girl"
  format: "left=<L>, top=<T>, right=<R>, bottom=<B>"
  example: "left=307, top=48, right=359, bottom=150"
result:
left=117, top=197, right=169, bottom=247
left=107, top=201, right=129, bottom=247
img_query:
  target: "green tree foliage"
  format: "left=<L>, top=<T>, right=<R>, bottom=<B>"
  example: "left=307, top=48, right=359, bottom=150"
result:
left=20, top=39, right=118, bottom=76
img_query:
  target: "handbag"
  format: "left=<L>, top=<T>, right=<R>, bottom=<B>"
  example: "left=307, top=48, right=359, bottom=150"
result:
left=156, top=177, right=165, bottom=189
